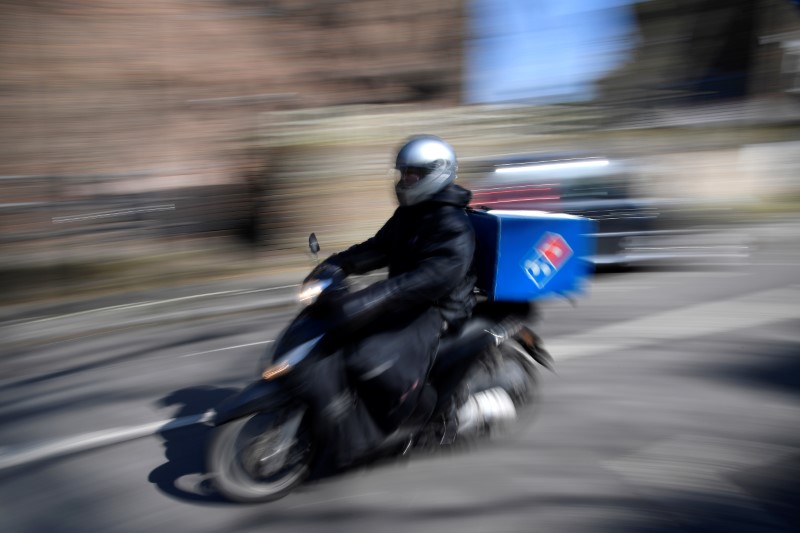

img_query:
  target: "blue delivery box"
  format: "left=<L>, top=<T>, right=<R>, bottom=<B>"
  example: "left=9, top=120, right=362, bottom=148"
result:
left=467, top=209, right=596, bottom=301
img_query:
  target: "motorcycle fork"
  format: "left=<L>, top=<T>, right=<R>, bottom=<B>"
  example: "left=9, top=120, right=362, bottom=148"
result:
left=256, top=409, right=306, bottom=477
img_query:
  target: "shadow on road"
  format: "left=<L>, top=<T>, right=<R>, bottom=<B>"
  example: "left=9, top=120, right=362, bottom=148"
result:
left=610, top=453, right=800, bottom=533
left=148, top=386, right=238, bottom=505
left=617, top=336, right=800, bottom=532
left=721, top=340, right=800, bottom=399
left=688, top=337, right=800, bottom=399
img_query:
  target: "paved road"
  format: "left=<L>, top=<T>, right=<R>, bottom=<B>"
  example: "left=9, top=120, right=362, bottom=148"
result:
left=1, top=222, right=799, bottom=533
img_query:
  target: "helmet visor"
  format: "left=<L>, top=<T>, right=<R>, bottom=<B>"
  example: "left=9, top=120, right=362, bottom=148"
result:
left=395, top=166, right=430, bottom=189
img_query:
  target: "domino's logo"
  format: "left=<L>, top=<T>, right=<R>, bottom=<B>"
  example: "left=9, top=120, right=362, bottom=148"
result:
left=521, top=232, right=573, bottom=288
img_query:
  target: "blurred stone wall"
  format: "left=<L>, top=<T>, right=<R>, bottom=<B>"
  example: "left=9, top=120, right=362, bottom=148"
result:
left=0, top=0, right=464, bottom=180
left=0, top=0, right=465, bottom=257
left=2, top=0, right=798, bottom=261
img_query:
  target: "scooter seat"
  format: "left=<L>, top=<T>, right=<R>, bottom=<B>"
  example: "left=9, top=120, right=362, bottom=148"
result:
left=431, top=314, right=496, bottom=381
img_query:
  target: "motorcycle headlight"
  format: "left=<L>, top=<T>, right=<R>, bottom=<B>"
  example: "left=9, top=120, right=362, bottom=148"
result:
left=298, top=278, right=332, bottom=306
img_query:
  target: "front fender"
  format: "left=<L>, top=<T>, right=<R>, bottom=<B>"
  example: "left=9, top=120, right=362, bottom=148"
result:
left=211, top=379, right=291, bottom=426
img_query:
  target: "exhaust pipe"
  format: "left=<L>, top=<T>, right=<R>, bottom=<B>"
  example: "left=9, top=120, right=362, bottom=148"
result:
left=457, top=387, right=517, bottom=434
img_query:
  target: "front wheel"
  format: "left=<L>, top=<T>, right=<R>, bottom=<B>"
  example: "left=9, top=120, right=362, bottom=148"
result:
left=207, top=408, right=313, bottom=503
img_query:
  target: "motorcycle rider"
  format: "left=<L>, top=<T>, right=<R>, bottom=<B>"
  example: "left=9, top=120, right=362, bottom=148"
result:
left=294, top=135, right=477, bottom=471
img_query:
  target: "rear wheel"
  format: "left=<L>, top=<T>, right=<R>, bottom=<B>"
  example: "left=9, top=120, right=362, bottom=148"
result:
left=208, top=408, right=313, bottom=503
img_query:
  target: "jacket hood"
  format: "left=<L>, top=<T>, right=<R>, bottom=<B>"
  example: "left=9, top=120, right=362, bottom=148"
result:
left=425, top=183, right=472, bottom=208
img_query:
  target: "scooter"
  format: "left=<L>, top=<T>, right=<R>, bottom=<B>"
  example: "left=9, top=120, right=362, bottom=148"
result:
left=206, top=233, right=554, bottom=503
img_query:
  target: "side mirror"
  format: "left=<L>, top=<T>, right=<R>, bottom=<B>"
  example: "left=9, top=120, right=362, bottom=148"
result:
left=308, top=233, right=320, bottom=259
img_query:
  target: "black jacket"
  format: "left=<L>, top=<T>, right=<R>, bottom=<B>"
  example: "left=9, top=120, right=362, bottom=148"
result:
left=328, top=183, right=477, bottom=330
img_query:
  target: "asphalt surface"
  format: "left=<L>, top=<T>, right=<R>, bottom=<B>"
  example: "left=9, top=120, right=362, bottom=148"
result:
left=0, top=220, right=799, bottom=533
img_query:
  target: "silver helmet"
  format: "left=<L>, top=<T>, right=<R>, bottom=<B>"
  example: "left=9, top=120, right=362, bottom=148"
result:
left=394, top=135, right=458, bottom=206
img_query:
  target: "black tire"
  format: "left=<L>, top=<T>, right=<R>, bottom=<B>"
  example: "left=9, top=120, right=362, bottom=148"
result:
left=207, top=408, right=313, bottom=503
